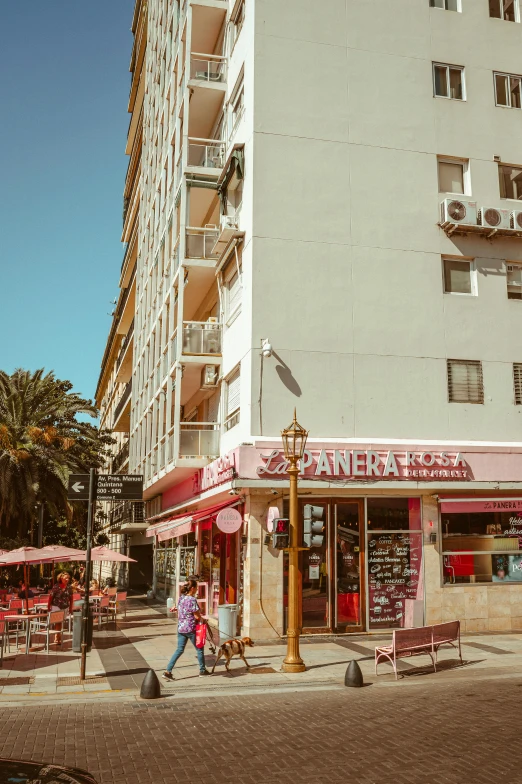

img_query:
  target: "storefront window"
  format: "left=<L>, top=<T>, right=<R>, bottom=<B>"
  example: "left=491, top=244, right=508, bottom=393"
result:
left=442, top=511, right=522, bottom=584
left=367, top=498, right=424, bottom=630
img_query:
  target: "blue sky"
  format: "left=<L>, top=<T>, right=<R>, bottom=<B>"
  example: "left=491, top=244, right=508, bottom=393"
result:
left=0, top=1, right=133, bottom=405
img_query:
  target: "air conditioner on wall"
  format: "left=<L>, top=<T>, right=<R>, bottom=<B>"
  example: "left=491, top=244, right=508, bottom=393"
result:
left=200, top=364, right=219, bottom=389
left=440, top=198, right=478, bottom=227
left=221, top=215, right=239, bottom=231
left=478, top=206, right=511, bottom=230
left=511, top=211, right=522, bottom=231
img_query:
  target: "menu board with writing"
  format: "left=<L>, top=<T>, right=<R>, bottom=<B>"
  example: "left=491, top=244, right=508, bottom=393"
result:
left=367, top=532, right=423, bottom=629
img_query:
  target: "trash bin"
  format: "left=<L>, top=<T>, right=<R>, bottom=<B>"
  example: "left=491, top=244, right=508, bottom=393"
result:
left=217, top=604, right=238, bottom=640
left=72, top=609, right=93, bottom=653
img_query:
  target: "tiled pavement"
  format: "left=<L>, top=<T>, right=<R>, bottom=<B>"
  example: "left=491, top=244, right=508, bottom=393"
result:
left=3, top=597, right=522, bottom=700
left=0, top=676, right=521, bottom=784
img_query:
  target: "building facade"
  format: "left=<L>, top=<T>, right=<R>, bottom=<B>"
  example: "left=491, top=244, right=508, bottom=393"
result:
left=97, top=0, right=522, bottom=636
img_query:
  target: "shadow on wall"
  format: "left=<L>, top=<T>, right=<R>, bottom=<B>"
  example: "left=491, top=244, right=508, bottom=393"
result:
left=272, top=350, right=302, bottom=397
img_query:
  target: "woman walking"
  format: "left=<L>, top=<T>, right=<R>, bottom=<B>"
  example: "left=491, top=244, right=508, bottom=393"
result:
left=162, top=579, right=209, bottom=680
left=48, top=571, right=73, bottom=645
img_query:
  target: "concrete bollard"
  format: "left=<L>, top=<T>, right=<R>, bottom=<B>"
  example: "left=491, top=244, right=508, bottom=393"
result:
left=140, top=669, right=162, bottom=699
left=344, top=659, right=364, bottom=688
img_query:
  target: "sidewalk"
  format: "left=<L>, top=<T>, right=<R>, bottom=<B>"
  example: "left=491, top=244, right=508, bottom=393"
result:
left=2, top=597, right=522, bottom=702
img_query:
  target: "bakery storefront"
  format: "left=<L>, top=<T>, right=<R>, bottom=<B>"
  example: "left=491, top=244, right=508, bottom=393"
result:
left=145, top=444, right=522, bottom=638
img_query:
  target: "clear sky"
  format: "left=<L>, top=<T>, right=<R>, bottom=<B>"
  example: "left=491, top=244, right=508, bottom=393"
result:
left=0, top=1, right=133, bottom=405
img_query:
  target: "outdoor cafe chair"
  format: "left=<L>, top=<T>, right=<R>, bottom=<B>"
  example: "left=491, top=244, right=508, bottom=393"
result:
left=29, top=610, right=64, bottom=653
left=108, top=591, right=127, bottom=622
left=91, top=595, right=111, bottom=629
left=34, top=594, right=50, bottom=609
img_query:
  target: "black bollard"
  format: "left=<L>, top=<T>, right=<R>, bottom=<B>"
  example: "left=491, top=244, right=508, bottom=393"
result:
left=344, top=659, right=364, bottom=688
left=140, top=669, right=162, bottom=699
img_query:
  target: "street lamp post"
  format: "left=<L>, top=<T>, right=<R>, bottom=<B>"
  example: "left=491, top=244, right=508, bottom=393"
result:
left=281, top=409, right=308, bottom=674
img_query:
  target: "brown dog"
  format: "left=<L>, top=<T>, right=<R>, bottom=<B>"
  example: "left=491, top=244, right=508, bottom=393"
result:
left=211, top=637, right=254, bottom=673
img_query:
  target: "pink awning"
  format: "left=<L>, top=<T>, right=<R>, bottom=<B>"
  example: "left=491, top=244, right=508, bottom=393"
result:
left=439, top=497, right=522, bottom=514
left=146, top=499, right=240, bottom=541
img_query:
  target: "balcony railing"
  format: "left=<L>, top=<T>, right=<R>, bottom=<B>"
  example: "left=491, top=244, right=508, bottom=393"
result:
left=112, top=441, right=130, bottom=474
left=116, top=319, right=134, bottom=371
left=190, top=54, right=226, bottom=83
left=179, top=423, right=220, bottom=458
left=182, top=321, right=222, bottom=355
left=185, top=226, right=219, bottom=260
left=113, top=379, right=132, bottom=423
left=110, top=500, right=145, bottom=530
left=187, top=138, right=225, bottom=169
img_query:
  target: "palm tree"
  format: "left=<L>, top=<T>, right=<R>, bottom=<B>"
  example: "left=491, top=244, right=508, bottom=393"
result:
left=0, top=369, right=113, bottom=536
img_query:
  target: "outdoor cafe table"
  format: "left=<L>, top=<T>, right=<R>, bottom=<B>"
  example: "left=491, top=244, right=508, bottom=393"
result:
left=4, top=612, right=48, bottom=655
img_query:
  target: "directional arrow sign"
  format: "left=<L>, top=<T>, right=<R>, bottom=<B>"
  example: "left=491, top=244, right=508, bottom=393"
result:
left=67, top=474, right=90, bottom=501
left=95, top=474, right=144, bottom=501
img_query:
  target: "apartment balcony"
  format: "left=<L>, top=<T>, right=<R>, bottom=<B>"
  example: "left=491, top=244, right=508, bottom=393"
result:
left=113, top=379, right=132, bottom=432
left=115, top=319, right=134, bottom=382
left=110, top=500, right=146, bottom=533
left=179, top=422, right=220, bottom=460
left=187, top=55, right=227, bottom=140
left=185, top=226, right=219, bottom=262
left=111, top=440, right=130, bottom=475
left=187, top=138, right=225, bottom=175
left=182, top=321, right=222, bottom=358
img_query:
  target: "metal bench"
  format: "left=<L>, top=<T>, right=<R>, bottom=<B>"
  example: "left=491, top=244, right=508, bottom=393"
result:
left=375, top=620, right=462, bottom=680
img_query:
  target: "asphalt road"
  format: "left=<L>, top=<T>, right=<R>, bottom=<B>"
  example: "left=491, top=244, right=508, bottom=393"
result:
left=0, top=677, right=517, bottom=784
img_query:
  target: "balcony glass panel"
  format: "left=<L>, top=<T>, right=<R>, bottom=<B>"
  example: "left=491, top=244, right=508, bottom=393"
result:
left=182, top=322, right=222, bottom=355
left=185, top=227, right=219, bottom=259
left=179, top=424, right=219, bottom=457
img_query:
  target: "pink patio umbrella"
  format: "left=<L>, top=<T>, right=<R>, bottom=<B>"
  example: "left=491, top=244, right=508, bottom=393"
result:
left=69, top=546, right=136, bottom=591
left=0, top=547, right=55, bottom=613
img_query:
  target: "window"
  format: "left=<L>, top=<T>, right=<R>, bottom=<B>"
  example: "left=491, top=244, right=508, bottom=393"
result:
left=489, top=0, right=519, bottom=21
left=514, top=364, right=522, bottom=404
left=494, top=72, right=522, bottom=108
left=229, top=0, right=245, bottom=52
left=438, top=157, right=468, bottom=194
left=224, top=366, right=240, bottom=431
left=499, top=163, right=522, bottom=200
left=229, top=72, right=245, bottom=138
left=430, top=0, right=460, bottom=9
left=507, top=263, right=522, bottom=299
left=224, top=260, right=242, bottom=324
left=442, top=509, right=522, bottom=585
left=447, top=359, right=484, bottom=403
left=443, top=257, right=476, bottom=295
left=433, top=63, right=465, bottom=100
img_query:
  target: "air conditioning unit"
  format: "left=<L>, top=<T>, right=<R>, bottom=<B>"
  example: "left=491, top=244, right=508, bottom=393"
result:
left=478, top=206, right=511, bottom=230
left=200, top=364, right=219, bottom=389
left=507, top=265, right=522, bottom=296
left=221, top=215, right=239, bottom=231
left=511, top=211, right=522, bottom=231
left=440, top=198, right=478, bottom=227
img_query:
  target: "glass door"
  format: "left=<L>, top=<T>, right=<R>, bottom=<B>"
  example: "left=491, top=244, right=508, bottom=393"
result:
left=301, top=502, right=330, bottom=630
left=335, top=501, right=365, bottom=631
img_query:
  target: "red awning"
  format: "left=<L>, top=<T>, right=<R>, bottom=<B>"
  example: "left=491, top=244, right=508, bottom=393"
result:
left=146, top=498, right=240, bottom=541
left=439, top=497, right=522, bottom=514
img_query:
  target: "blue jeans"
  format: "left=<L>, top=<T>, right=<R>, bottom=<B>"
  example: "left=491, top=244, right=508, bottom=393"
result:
left=166, top=631, right=206, bottom=673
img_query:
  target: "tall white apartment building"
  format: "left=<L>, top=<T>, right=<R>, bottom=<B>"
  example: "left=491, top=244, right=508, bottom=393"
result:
left=98, top=0, right=522, bottom=637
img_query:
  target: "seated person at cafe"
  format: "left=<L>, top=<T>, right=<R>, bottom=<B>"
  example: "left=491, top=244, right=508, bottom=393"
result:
left=18, top=581, right=34, bottom=599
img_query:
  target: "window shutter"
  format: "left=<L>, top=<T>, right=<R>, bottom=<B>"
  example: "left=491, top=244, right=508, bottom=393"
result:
left=227, top=367, right=240, bottom=415
left=514, top=364, right=522, bottom=405
left=447, top=360, right=484, bottom=403
left=207, top=390, right=220, bottom=422
left=227, top=269, right=242, bottom=316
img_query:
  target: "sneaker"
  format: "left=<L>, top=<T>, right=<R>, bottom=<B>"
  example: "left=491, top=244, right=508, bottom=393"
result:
left=162, top=671, right=174, bottom=681
left=199, top=669, right=210, bottom=677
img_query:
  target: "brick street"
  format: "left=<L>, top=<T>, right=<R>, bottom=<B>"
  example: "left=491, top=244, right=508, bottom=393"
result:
left=0, top=675, right=518, bottom=784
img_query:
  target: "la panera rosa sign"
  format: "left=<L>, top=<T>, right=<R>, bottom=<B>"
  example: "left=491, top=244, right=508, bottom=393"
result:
left=256, top=449, right=469, bottom=481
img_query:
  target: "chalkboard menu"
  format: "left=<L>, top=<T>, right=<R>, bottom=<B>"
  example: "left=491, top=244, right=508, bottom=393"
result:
left=367, top=532, right=423, bottom=629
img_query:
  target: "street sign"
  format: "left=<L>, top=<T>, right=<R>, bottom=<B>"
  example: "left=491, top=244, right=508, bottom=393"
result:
left=96, top=474, right=144, bottom=501
left=67, top=474, right=90, bottom=500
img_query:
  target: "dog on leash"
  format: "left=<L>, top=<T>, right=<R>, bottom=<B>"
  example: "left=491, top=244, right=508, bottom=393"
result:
left=211, top=637, right=254, bottom=673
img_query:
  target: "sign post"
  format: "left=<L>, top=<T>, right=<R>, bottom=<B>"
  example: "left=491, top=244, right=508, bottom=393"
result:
left=80, top=468, right=96, bottom=681
left=67, top=471, right=143, bottom=681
